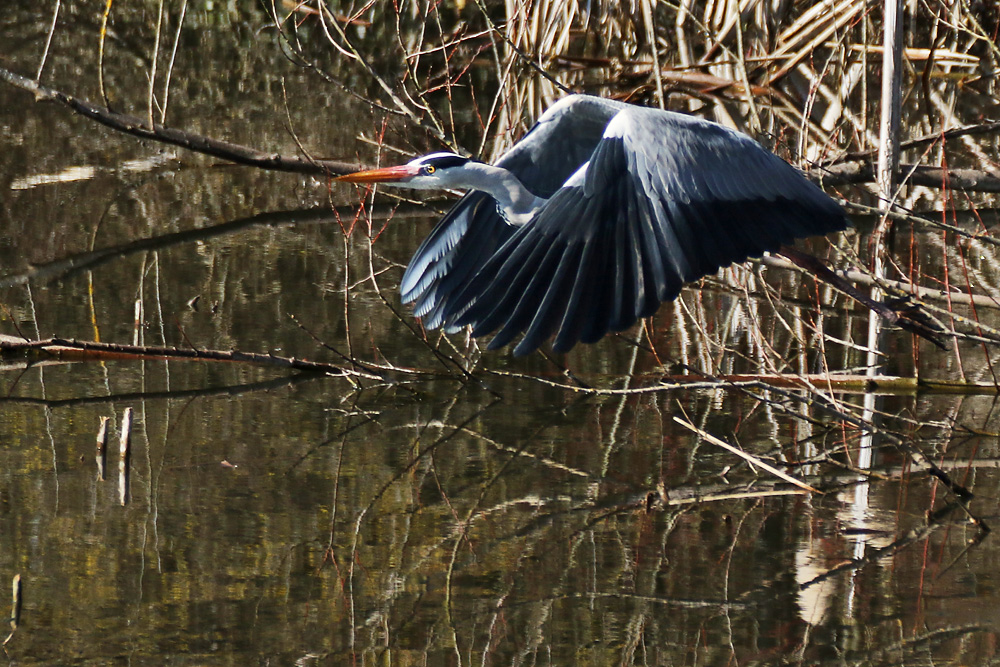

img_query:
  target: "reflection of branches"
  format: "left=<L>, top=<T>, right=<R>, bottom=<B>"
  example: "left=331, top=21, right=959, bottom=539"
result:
left=0, top=202, right=434, bottom=289
left=441, top=422, right=591, bottom=479
left=418, top=370, right=990, bottom=525
left=674, top=413, right=820, bottom=493
left=442, top=400, right=592, bottom=631
left=508, top=591, right=756, bottom=611
left=341, top=397, right=499, bottom=539
left=872, top=625, right=991, bottom=665
left=285, top=402, right=380, bottom=475
left=787, top=502, right=987, bottom=604
left=737, top=382, right=980, bottom=506
left=0, top=206, right=325, bottom=288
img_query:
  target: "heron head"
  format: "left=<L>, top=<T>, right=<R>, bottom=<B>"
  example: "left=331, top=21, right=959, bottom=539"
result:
left=335, top=152, right=473, bottom=190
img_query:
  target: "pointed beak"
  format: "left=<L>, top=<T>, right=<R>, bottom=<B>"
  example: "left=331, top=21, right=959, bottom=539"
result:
left=334, top=164, right=420, bottom=183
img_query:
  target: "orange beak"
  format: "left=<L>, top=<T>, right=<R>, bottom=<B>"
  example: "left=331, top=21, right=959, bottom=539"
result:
left=334, top=164, right=420, bottom=183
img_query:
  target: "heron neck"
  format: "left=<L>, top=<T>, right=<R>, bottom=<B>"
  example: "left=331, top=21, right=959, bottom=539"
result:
left=462, top=163, right=543, bottom=225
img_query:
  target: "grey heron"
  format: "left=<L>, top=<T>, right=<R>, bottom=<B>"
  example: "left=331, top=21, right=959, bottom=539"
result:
left=338, top=94, right=940, bottom=355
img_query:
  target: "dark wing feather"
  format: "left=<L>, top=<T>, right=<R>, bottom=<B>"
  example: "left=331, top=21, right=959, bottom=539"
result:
left=399, top=95, right=628, bottom=324
left=401, top=192, right=506, bottom=329
left=448, top=105, right=848, bottom=355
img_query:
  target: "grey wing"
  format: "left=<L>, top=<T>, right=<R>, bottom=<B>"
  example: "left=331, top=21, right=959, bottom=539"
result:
left=448, top=106, right=848, bottom=355
left=399, top=95, right=627, bottom=325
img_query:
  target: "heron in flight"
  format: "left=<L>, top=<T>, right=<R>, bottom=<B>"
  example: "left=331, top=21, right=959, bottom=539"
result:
left=338, top=95, right=938, bottom=355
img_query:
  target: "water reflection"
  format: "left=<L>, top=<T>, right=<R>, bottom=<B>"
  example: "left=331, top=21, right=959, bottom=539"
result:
left=0, top=362, right=993, bottom=662
left=2, top=1, right=1000, bottom=664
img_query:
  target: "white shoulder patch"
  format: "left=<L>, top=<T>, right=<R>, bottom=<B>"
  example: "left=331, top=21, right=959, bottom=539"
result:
left=602, top=110, right=633, bottom=139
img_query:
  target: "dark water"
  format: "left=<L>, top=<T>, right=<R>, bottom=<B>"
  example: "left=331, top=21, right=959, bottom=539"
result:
left=2, top=3, right=1000, bottom=665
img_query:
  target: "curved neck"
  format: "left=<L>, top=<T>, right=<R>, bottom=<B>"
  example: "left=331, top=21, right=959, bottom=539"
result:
left=459, top=163, right=544, bottom=224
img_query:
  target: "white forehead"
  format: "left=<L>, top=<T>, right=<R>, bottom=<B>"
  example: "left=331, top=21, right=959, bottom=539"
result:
left=408, top=152, right=464, bottom=166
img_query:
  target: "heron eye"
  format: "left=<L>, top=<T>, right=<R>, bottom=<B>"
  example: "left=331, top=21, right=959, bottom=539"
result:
left=424, top=165, right=436, bottom=175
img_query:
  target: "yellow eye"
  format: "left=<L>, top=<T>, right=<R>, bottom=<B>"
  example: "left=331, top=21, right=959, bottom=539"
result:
left=424, top=165, right=436, bottom=174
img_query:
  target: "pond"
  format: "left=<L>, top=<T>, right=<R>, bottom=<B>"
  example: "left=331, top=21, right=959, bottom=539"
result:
left=2, top=1, right=1000, bottom=664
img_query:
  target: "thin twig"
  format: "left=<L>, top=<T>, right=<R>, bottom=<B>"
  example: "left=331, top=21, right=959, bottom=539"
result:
left=672, top=415, right=821, bottom=494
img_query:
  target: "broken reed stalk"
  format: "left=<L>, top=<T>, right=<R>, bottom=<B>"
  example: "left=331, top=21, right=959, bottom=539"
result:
left=8, top=574, right=19, bottom=630
left=869, top=0, right=905, bottom=377
left=119, top=407, right=132, bottom=506
left=96, top=416, right=109, bottom=481
left=3, top=573, right=20, bottom=646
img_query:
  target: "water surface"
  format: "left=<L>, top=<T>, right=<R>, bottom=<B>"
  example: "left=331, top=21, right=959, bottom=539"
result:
left=2, top=2, right=999, bottom=664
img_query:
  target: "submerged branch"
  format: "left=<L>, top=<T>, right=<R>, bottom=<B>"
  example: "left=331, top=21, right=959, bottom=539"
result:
left=9, top=334, right=999, bottom=396
left=0, top=374, right=323, bottom=408
left=769, top=502, right=969, bottom=599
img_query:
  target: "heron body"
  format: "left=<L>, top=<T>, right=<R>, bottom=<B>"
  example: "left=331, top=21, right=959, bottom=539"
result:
left=338, top=95, right=847, bottom=356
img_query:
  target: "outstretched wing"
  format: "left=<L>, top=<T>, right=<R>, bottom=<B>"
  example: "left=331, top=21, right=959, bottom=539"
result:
left=399, top=95, right=628, bottom=327
left=447, top=105, right=848, bottom=355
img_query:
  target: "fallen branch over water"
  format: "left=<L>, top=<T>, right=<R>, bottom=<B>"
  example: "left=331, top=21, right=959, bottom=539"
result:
left=760, top=254, right=1000, bottom=310
left=2, top=63, right=999, bottom=192
left=0, top=65, right=358, bottom=177
left=0, top=335, right=384, bottom=381
left=822, top=160, right=1000, bottom=193
left=5, top=334, right=1000, bottom=395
